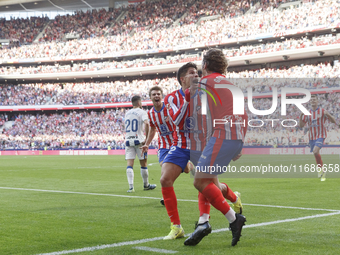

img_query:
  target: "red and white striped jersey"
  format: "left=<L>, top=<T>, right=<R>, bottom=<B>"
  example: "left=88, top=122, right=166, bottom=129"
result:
left=147, top=102, right=174, bottom=149
left=302, top=107, right=327, bottom=140
left=164, top=89, right=189, bottom=149
left=165, top=88, right=206, bottom=151
left=200, top=73, right=248, bottom=141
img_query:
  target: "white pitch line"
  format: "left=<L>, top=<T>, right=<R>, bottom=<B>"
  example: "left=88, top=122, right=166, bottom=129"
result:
left=1, top=186, right=339, bottom=212
left=133, top=246, right=177, bottom=254
left=148, top=162, right=159, bottom=166
left=0, top=187, right=162, bottom=201
left=36, top=211, right=340, bottom=255
left=76, top=166, right=104, bottom=169
left=210, top=211, right=340, bottom=234
left=242, top=203, right=340, bottom=212
left=36, top=237, right=164, bottom=255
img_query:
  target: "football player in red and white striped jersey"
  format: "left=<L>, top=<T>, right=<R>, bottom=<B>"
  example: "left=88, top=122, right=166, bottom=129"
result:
left=158, top=63, right=202, bottom=240
left=144, top=86, right=175, bottom=155
left=299, top=94, right=338, bottom=181
left=141, top=86, right=194, bottom=206
left=141, top=85, right=195, bottom=171
left=184, top=49, right=247, bottom=247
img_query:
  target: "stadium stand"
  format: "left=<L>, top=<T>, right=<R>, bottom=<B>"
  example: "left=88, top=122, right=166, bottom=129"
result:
left=1, top=61, right=340, bottom=106
left=0, top=16, right=49, bottom=45
left=40, top=8, right=123, bottom=42
left=0, top=0, right=338, bottom=60
left=1, top=0, right=340, bottom=150
left=1, top=33, right=339, bottom=76
left=1, top=90, right=339, bottom=150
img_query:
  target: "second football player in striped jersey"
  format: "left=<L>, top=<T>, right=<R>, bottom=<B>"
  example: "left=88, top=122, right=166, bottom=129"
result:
left=141, top=86, right=194, bottom=206
left=299, top=94, right=338, bottom=181
left=141, top=85, right=194, bottom=173
left=145, top=86, right=175, bottom=156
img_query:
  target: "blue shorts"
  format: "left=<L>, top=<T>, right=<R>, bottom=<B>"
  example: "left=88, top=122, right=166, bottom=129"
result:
left=309, top=138, right=324, bottom=152
left=163, top=146, right=201, bottom=172
left=196, top=138, right=243, bottom=175
left=158, top=148, right=169, bottom=164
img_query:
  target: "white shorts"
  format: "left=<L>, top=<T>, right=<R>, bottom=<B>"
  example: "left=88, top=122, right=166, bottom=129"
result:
left=125, top=145, right=147, bottom=160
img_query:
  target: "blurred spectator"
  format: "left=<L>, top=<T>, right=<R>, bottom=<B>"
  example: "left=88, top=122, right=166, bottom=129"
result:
left=0, top=83, right=59, bottom=105
left=0, top=16, right=49, bottom=44
left=1, top=92, right=339, bottom=150
left=1, top=62, right=340, bottom=106
left=0, top=0, right=338, bottom=60
left=40, top=8, right=122, bottom=42
left=1, top=33, right=339, bottom=76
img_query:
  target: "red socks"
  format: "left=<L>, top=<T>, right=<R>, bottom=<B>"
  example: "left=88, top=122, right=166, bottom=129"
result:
left=162, top=184, right=235, bottom=225
left=221, top=182, right=237, bottom=203
left=198, top=192, right=211, bottom=216
left=162, top=187, right=180, bottom=225
left=314, top=154, right=323, bottom=168
left=201, top=183, right=231, bottom=215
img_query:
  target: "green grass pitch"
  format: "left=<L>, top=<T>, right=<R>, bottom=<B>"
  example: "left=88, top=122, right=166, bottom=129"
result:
left=0, top=154, right=339, bottom=255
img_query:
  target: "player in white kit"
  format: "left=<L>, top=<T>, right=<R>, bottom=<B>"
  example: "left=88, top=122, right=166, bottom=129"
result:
left=124, top=95, right=156, bottom=192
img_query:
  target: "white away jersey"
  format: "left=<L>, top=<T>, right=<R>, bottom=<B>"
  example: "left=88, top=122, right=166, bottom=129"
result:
left=124, top=108, right=148, bottom=141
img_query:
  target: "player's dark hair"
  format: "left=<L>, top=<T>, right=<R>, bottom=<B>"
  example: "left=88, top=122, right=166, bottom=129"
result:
left=149, top=86, right=163, bottom=98
left=311, top=94, right=318, bottom=98
left=131, top=95, right=141, bottom=106
left=202, top=48, right=229, bottom=75
left=177, top=62, right=197, bottom=86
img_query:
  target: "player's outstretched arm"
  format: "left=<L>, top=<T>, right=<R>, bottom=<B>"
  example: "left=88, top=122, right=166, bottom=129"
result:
left=141, top=126, right=156, bottom=156
left=143, top=120, right=150, bottom=145
left=164, top=94, right=189, bottom=126
left=324, top=110, right=337, bottom=125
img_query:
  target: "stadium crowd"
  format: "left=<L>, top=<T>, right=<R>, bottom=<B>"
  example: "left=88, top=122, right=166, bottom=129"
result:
left=1, top=0, right=339, bottom=150
left=0, top=0, right=338, bottom=61
left=1, top=33, right=339, bottom=76
left=0, top=83, right=60, bottom=106
left=0, top=0, right=297, bottom=45
left=244, top=92, right=340, bottom=146
left=112, top=0, right=195, bottom=35
left=1, top=92, right=339, bottom=150
left=40, top=8, right=123, bottom=42
left=0, top=109, right=127, bottom=150
left=0, top=77, right=179, bottom=106
left=1, top=62, right=340, bottom=106
left=0, top=16, right=49, bottom=45
left=0, top=113, right=6, bottom=127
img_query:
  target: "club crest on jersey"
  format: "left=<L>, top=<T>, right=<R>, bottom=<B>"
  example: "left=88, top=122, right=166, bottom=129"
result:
left=185, top=117, right=195, bottom=129
left=214, top=76, right=227, bottom=83
left=160, top=124, right=168, bottom=133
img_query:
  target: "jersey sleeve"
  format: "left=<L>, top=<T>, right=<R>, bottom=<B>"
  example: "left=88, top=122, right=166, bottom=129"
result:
left=141, top=110, right=148, bottom=122
left=165, top=93, right=189, bottom=126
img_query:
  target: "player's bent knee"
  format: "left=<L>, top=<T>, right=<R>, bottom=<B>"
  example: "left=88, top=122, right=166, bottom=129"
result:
left=160, top=176, right=174, bottom=187
left=313, top=145, right=321, bottom=155
left=193, top=178, right=206, bottom=191
left=160, top=163, right=182, bottom=187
